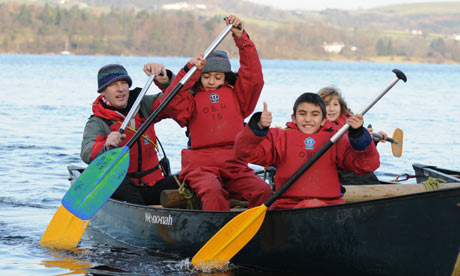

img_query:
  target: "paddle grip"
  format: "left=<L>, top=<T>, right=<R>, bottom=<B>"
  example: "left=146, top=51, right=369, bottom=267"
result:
left=223, top=17, right=243, bottom=30
left=373, top=132, right=395, bottom=143
left=367, top=124, right=395, bottom=143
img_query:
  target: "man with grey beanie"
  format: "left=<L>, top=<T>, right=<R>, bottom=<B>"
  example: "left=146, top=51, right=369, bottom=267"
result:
left=163, top=15, right=273, bottom=211
left=80, top=62, right=179, bottom=205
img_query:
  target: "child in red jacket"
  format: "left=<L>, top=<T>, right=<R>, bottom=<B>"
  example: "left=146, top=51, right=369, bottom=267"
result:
left=234, top=93, right=380, bottom=209
left=318, top=86, right=388, bottom=184
left=164, top=15, right=273, bottom=211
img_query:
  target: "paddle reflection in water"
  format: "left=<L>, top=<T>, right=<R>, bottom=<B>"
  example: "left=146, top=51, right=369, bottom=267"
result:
left=41, top=252, right=92, bottom=275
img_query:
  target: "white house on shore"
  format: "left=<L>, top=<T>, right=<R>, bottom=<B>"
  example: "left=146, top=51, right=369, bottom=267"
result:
left=162, top=2, right=206, bottom=10
left=323, top=42, right=345, bottom=53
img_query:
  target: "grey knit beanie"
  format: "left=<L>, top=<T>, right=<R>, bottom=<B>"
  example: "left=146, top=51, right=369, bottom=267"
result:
left=203, top=50, right=231, bottom=73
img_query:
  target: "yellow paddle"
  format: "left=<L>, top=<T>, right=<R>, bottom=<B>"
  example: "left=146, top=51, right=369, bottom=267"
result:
left=390, top=128, right=403, bottom=157
left=40, top=205, right=89, bottom=249
left=368, top=125, right=404, bottom=157
left=192, top=69, right=407, bottom=269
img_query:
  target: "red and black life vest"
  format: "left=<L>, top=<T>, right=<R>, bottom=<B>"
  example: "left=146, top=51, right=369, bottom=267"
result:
left=275, top=128, right=342, bottom=199
left=187, top=85, right=244, bottom=149
left=93, top=112, right=163, bottom=187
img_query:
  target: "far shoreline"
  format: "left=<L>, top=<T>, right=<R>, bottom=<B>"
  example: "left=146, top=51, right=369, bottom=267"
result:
left=1, top=51, right=457, bottom=65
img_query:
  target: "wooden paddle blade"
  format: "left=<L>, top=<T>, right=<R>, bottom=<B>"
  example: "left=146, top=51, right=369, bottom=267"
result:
left=62, top=146, right=130, bottom=220
left=391, top=128, right=403, bottom=157
left=192, top=204, right=268, bottom=269
left=40, top=205, right=89, bottom=249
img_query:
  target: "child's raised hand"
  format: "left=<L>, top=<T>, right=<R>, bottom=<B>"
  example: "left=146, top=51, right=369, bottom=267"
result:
left=348, top=114, right=364, bottom=129
left=225, top=15, right=244, bottom=39
left=190, top=53, right=206, bottom=70
left=259, top=102, right=272, bottom=128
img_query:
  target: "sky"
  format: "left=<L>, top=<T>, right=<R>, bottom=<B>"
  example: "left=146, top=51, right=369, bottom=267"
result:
left=246, top=0, right=460, bottom=10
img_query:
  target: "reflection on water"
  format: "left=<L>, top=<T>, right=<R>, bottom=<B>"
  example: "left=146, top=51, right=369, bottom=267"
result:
left=41, top=255, right=92, bottom=276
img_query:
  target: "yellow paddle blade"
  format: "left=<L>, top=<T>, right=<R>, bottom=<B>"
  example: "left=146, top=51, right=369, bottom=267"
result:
left=391, top=128, right=404, bottom=157
left=192, top=204, right=268, bottom=270
left=40, top=205, right=89, bottom=250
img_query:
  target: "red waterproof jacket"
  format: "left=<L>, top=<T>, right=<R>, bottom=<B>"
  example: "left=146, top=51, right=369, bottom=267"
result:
left=163, top=31, right=263, bottom=149
left=235, top=120, right=380, bottom=199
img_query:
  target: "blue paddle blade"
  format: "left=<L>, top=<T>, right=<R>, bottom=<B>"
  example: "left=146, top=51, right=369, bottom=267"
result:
left=62, top=146, right=130, bottom=220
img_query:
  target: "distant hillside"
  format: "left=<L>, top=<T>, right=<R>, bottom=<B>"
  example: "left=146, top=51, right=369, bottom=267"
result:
left=313, top=2, right=460, bottom=35
left=0, top=0, right=459, bottom=63
left=24, top=0, right=460, bottom=34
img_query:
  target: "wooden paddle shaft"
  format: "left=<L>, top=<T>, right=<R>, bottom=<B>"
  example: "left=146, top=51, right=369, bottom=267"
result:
left=162, top=184, right=460, bottom=208
left=160, top=189, right=248, bottom=209
left=344, top=183, right=460, bottom=202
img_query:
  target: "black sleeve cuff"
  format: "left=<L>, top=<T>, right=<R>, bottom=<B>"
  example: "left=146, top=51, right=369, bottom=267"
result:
left=183, top=64, right=190, bottom=73
left=348, top=126, right=364, bottom=138
left=248, top=112, right=269, bottom=137
left=166, top=69, right=173, bottom=80
left=348, top=127, right=372, bottom=150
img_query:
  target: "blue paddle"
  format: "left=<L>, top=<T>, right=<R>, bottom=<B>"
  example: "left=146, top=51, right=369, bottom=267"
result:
left=41, top=73, right=156, bottom=248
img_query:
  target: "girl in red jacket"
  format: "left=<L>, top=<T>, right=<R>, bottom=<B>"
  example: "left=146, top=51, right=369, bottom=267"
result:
left=163, top=15, right=273, bottom=211
left=318, top=86, right=388, bottom=184
left=234, top=93, right=380, bottom=209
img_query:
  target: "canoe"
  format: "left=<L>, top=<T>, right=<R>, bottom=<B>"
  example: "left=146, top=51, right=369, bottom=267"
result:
left=67, top=165, right=460, bottom=276
left=412, top=163, right=460, bottom=183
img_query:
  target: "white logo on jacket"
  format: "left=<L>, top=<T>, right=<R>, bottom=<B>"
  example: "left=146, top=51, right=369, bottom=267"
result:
left=209, top=93, right=219, bottom=103
left=304, top=137, right=315, bottom=150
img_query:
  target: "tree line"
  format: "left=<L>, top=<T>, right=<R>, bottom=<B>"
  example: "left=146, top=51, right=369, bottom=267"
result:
left=1, top=3, right=459, bottom=63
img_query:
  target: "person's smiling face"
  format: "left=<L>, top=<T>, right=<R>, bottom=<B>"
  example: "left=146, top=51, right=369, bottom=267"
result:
left=291, top=102, right=326, bottom=134
left=324, top=96, right=341, bottom=122
left=101, top=80, right=130, bottom=109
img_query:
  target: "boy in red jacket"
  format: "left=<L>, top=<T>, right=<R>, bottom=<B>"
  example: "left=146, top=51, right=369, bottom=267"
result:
left=234, top=93, right=380, bottom=209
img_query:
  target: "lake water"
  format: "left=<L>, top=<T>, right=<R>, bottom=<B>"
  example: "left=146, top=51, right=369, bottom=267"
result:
left=0, top=53, right=459, bottom=275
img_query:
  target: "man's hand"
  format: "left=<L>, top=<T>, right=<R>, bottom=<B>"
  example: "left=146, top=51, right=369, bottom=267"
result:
left=105, top=131, right=126, bottom=150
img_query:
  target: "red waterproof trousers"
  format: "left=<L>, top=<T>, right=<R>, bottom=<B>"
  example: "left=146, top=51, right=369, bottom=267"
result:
left=180, top=145, right=273, bottom=211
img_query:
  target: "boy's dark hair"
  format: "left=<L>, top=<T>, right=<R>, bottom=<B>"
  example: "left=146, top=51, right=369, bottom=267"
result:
left=293, top=92, right=326, bottom=119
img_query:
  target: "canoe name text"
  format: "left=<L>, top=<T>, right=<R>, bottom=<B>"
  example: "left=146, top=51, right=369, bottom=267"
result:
left=144, top=212, right=173, bottom=226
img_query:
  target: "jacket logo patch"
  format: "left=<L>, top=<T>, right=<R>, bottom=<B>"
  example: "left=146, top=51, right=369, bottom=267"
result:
left=304, top=137, right=315, bottom=150
left=209, top=93, right=219, bottom=103
left=143, top=134, right=150, bottom=145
